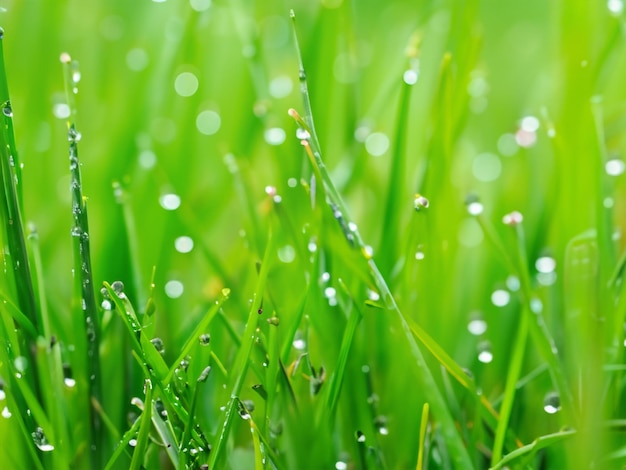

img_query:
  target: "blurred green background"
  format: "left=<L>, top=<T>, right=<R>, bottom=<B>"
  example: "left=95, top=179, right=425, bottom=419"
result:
left=1, top=0, right=626, bottom=468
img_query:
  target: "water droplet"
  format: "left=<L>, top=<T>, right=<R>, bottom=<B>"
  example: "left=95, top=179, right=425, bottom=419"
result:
left=64, top=377, right=76, bottom=388
left=293, top=338, right=306, bottom=350
left=151, top=338, right=165, bottom=354
left=296, top=128, right=310, bottom=140
left=278, top=245, right=296, bottom=263
left=535, top=256, right=556, bottom=273
left=32, top=427, right=54, bottom=451
left=320, top=272, right=331, bottom=283
left=0, top=389, right=4, bottom=401
left=264, top=128, right=286, bottom=145
left=2, top=102, right=12, bottom=117
left=473, top=152, right=501, bottom=182
left=269, top=75, right=293, bottom=98
left=367, top=289, right=380, bottom=301
left=129, top=438, right=137, bottom=447
left=53, top=103, right=71, bottom=119
left=477, top=341, right=493, bottom=363
left=199, top=334, right=211, bottom=345
left=467, top=317, right=487, bottom=335
left=414, top=194, right=429, bottom=211
left=324, top=287, right=337, bottom=299
left=165, top=280, right=184, bottom=299
left=502, top=211, right=523, bottom=226
left=335, top=462, right=348, bottom=470
left=415, top=251, right=425, bottom=260
left=175, top=236, right=194, bottom=253
left=356, top=430, right=366, bottom=442
left=365, top=132, right=389, bottom=157
left=67, top=127, right=82, bottom=142
left=14, top=356, right=28, bottom=373
left=467, top=201, right=484, bottom=216
left=491, top=289, right=510, bottom=307
left=1, top=406, right=10, bottom=418
left=174, top=71, right=199, bottom=97
left=159, top=193, right=181, bottom=211
left=608, top=0, right=624, bottom=14
left=605, top=158, right=625, bottom=176
left=198, top=366, right=211, bottom=382
left=543, top=392, right=560, bottom=414
left=520, top=116, right=540, bottom=133
left=190, top=0, right=212, bottom=12
left=403, top=69, right=419, bottom=85
left=112, top=280, right=124, bottom=295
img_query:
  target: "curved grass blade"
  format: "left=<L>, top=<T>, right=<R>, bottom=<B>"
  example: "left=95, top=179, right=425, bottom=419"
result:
left=289, top=11, right=473, bottom=468
left=489, top=429, right=576, bottom=470
left=129, top=380, right=153, bottom=470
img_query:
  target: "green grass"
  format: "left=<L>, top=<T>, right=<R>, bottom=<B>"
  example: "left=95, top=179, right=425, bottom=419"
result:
left=1, top=0, right=626, bottom=468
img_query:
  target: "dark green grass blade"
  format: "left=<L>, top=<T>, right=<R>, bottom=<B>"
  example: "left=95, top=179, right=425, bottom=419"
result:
left=61, top=52, right=103, bottom=466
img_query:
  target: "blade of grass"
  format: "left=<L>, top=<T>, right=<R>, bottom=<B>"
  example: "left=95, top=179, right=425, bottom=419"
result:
left=61, top=52, right=103, bottom=467
left=489, top=429, right=576, bottom=470
left=289, top=11, right=473, bottom=468
left=129, top=380, right=153, bottom=470
left=416, top=403, right=429, bottom=470
left=209, top=227, right=276, bottom=469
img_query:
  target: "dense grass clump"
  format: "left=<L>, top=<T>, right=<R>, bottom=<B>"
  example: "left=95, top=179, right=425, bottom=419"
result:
left=1, top=1, right=626, bottom=469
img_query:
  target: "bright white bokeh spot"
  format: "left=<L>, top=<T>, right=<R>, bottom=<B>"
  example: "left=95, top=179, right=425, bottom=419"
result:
left=1, top=406, right=10, bottom=418
left=458, top=218, right=483, bottom=247
left=365, top=132, right=390, bottom=157
left=269, top=75, right=293, bottom=98
left=278, top=245, right=296, bottom=263
left=138, top=150, right=157, bottom=169
left=165, top=280, right=184, bottom=298
left=530, top=298, right=543, bottom=313
left=324, top=287, right=337, bottom=298
left=190, top=0, right=212, bottom=12
left=335, top=462, right=348, bottom=470
left=296, top=128, right=311, bottom=140
left=403, top=69, right=419, bottom=85
left=491, top=289, right=510, bottom=307
left=497, top=133, right=518, bottom=157
left=174, top=72, right=199, bottom=97
left=293, top=338, right=306, bottom=350
left=467, top=202, right=484, bottom=216
left=608, top=0, right=624, bottom=14
left=64, top=378, right=76, bottom=388
left=159, top=193, right=181, bottom=211
left=196, top=110, right=221, bottom=135
left=264, top=128, right=286, bottom=145
left=415, top=251, right=425, bottom=260
left=0, top=389, right=5, bottom=401
left=478, top=349, right=493, bottom=364
left=467, top=318, right=487, bottom=336
left=126, top=48, right=149, bottom=71
left=606, top=159, right=625, bottom=176
left=472, top=153, right=502, bottom=182
left=535, top=256, right=556, bottom=273
left=53, top=103, right=70, bottom=119
left=321, top=272, right=331, bottom=283
left=175, top=236, right=194, bottom=253
left=520, top=116, right=540, bottom=133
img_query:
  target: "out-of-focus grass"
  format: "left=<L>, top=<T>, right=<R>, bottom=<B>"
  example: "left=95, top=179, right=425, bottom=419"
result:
left=0, top=0, right=625, bottom=468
